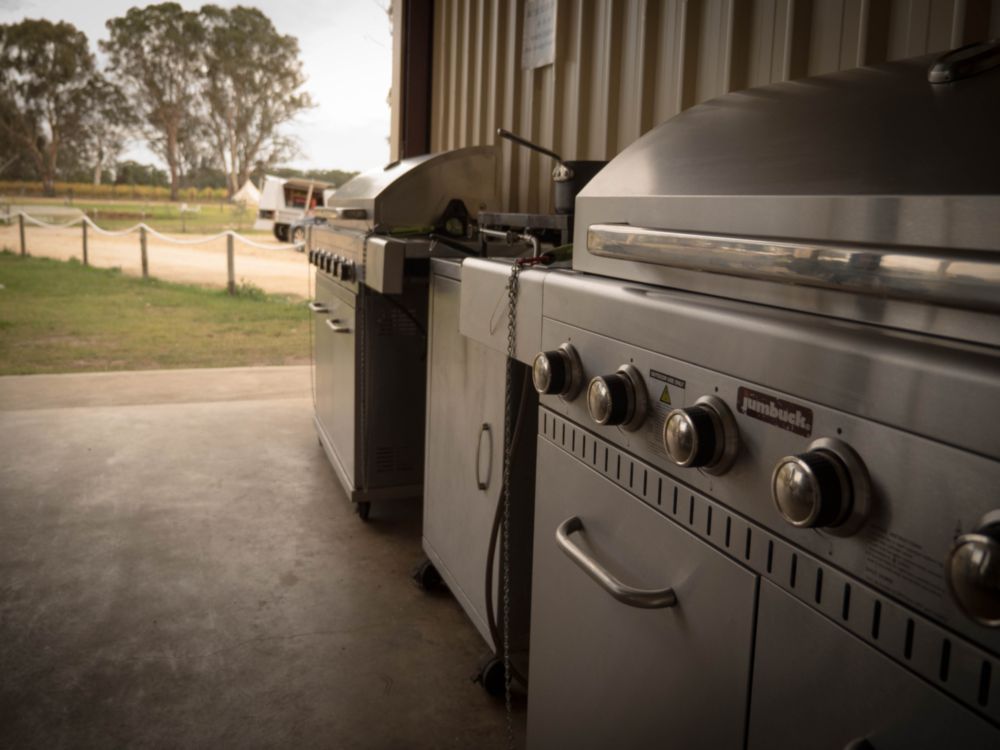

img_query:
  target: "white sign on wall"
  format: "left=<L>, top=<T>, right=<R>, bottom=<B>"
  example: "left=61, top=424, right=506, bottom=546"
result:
left=522, top=0, right=557, bottom=69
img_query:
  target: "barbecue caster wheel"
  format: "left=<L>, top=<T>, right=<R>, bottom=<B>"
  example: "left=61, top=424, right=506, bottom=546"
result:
left=473, top=654, right=506, bottom=699
left=355, top=501, right=371, bottom=522
left=412, top=559, right=442, bottom=591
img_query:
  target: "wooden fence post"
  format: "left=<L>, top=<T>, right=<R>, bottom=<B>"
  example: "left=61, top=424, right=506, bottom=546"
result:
left=82, top=221, right=89, bottom=266
left=140, top=226, right=149, bottom=279
left=226, top=233, right=236, bottom=294
left=18, top=213, right=26, bottom=256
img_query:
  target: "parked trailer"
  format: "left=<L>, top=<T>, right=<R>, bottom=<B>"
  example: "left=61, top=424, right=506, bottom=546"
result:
left=254, top=176, right=335, bottom=242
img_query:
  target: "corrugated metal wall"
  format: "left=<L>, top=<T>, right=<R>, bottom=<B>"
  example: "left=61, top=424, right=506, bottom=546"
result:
left=428, top=0, right=998, bottom=213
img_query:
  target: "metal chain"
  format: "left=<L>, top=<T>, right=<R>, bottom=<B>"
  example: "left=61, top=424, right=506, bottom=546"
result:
left=500, top=260, right=522, bottom=750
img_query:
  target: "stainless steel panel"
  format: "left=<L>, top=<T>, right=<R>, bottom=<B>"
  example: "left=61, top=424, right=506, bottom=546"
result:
left=535, top=302, right=1000, bottom=651
left=587, top=224, right=1000, bottom=314
left=748, top=581, right=1000, bottom=749
left=423, top=269, right=508, bottom=644
left=527, top=437, right=756, bottom=750
left=458, top=257, right=546, bottom=363
left=425, top=0, right=994, bottom=214
left=539, top=407, right=1000, bottom=725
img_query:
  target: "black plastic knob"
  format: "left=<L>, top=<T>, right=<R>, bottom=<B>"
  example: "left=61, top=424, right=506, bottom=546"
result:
left=772, top=449, right=852, bottom=528
left=339, top=261, right=354, bottom=281
left=533, top=350, right=568, bottom=395
left=948, top=516, right=1000, bottom=627
left=588, top=373, right=633, bottom=426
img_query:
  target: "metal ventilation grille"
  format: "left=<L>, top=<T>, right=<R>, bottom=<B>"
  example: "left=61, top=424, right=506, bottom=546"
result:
left=376, top=307, right=420, bottom=337
left=373, top=445, right=417, bottom=476
left=539, top=407, right=999, bottom=727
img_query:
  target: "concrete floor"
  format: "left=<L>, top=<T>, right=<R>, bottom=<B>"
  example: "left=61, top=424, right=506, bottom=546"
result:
left=0, top=366, right=524, bottom=749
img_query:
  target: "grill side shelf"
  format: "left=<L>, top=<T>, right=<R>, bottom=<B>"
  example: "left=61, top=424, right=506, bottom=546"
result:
left=538, top=406, right=1000, bottom=727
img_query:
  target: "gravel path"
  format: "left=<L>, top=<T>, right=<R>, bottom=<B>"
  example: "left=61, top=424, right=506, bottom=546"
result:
left=0, top=223, right=313, bottom=298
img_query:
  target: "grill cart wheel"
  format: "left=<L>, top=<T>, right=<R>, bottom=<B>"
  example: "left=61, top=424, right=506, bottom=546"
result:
left=412, top=558, right=442, bottom=591
left=356, top=501, right=371, bottom=522
left=473, top=654, right=505, bottom=699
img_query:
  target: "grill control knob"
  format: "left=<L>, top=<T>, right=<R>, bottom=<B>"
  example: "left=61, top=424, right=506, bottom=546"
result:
left=339, top=261, right=355, bottom=281
left=532, top=344, right=583, bottom=400
left=586, top=364, right=647, bottom=431
left=308, top=249, right=316, bottom=265
left=948, top=512, right=1000, bottom=627
left=321, top=252, right=332, bottom=273
left=772, top=448, right=856, bottom=529
left=662, top=395, right=739, bottom=474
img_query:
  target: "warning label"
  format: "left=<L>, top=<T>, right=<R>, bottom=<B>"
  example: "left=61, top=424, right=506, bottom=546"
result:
left=861, top=526, right=946, bottom=617
left=646, top=370, right=685, bottom=454
left=737, top=386, right=813, bottom=437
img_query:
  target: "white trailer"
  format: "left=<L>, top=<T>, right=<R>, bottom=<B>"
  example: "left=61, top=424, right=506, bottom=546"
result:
left=254, top=175, right=335, bottom=241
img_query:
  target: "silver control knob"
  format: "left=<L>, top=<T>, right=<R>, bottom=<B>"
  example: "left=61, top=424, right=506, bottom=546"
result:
left=948, top=512, right=1000, bottom=627
left=586, top=364, right=647, bottom=431
left=662, top=395, right=739, bottom=474
left=532, top=343, right=583, bottom=400
left=772, top=449, right=854, bottom=529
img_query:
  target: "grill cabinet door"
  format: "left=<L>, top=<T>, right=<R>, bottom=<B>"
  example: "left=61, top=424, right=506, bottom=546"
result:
left=748, top=581, right=1000, bottom=750
left=527, top=436, right=757, bottom=750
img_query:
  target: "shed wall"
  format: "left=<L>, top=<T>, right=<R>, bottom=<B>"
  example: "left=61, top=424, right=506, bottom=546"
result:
left=427, top=0, right=998, bottom=213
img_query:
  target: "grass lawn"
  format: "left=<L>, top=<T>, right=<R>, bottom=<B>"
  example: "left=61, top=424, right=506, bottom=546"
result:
left=5, top=196, right=263, bottom=235
left=0, top=252, right=309, bottom=375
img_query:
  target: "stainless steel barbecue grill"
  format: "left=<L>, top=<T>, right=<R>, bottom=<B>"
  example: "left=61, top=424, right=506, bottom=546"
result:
left=307, top=147, right=495, bottom=519
left=523, top=45, right=1000, bottom=748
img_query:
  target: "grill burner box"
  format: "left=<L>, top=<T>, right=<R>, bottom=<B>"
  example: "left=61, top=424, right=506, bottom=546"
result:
left=307, top=147, right=496, bottom=518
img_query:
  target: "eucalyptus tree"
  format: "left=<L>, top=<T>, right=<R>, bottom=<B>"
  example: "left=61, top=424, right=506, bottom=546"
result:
left=102, top=3, right=205, bottom=200
left=200, top=5, right=313, bottom=196
left=0, top=19, right=106, bottom=194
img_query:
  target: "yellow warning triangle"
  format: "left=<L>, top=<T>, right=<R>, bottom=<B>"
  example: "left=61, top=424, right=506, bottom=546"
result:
left=659, top=386, right=671, bottom=405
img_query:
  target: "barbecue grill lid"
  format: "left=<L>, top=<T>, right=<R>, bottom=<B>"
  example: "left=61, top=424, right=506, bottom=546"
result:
left=575, top=51, right=1000, bottom=253
left=322, top=146, right=496, bottom=232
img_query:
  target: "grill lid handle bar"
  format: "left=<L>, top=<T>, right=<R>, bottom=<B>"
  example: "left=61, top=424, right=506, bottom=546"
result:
left=555, top=516, right=678, bottom=609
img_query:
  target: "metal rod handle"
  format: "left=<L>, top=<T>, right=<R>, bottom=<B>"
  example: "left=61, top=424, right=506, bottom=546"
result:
left=325, top=318, right=351, bottom=333
left=475, top=423, right=492, bottom=490
left=308, top=301, right=329, bottom=313
left=496, top=128, right=563, bottom=164
left=555, top=516, right=678, bottom=609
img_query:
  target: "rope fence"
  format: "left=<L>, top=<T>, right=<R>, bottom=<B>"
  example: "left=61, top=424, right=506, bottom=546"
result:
left=6, top=210, right=304, bottom=294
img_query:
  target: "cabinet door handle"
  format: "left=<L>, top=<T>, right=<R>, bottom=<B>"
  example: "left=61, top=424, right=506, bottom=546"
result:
left=308, top=301, right=328, bottom=313
left=475, top=423, right=492, bottom=490
left=555, top=516, right=678, bottom=609
left=326, top=318, right=352, bottom=333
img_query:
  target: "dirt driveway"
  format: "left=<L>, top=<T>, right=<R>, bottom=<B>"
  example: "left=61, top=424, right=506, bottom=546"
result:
left=0, top=223, right=312, bottom=298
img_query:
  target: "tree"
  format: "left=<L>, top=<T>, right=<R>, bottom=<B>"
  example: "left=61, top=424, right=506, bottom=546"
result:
left=200, top=5, right=313, bottom=197
left=62, top=76, right=136, bottom=185
left=0, top=20, right=103, bottom=195
left=102, top=3, right=205, bottom=200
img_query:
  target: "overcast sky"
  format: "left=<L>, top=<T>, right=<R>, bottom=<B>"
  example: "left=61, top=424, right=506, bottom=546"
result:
left=0, top=0, right=393, bottom=173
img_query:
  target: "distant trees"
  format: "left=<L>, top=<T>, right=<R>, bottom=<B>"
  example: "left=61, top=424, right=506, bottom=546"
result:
left=0, top=4, right=318, bottom=200
left=102, top=3, right=206, bottom=201
left=0, top=19, right=126, bottom=195
left=201, top=5, right=313, bottom=196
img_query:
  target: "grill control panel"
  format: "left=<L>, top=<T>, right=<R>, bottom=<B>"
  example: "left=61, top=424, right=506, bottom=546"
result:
left=534, top=318, right=1000, bottom=651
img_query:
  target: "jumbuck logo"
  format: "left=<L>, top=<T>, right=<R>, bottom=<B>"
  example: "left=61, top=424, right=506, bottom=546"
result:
left=737, top=387, right=813, bottom=437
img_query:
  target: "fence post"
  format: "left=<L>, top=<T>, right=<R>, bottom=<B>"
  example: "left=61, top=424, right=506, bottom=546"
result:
left=140, top=226, right=149, bottom=279
left=227, top=233, right=236, bottom=294
left=82, top=221, right=89, bottom=266
left=18, top=213, right=26, bottom=256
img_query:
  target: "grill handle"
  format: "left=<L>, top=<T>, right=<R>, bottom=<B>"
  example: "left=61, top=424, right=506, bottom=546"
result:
left=555, top=516, right=678, bottom=609
left=325, top=318, right=352, bottom=334
left=308, top=301, right=328, bottom=314
left=475, top=423, right=492, bottom=490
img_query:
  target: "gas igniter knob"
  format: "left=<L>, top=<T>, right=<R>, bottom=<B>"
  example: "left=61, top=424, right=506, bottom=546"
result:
left=948, top=511, right=1000, bottom=627
left=771, top=438, right=869, bottom=533
left=532, top=344, right=583, bottom=400
left=662, top=395, right=739, bottom=475
left=586, top=364, right=647, bottom=431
